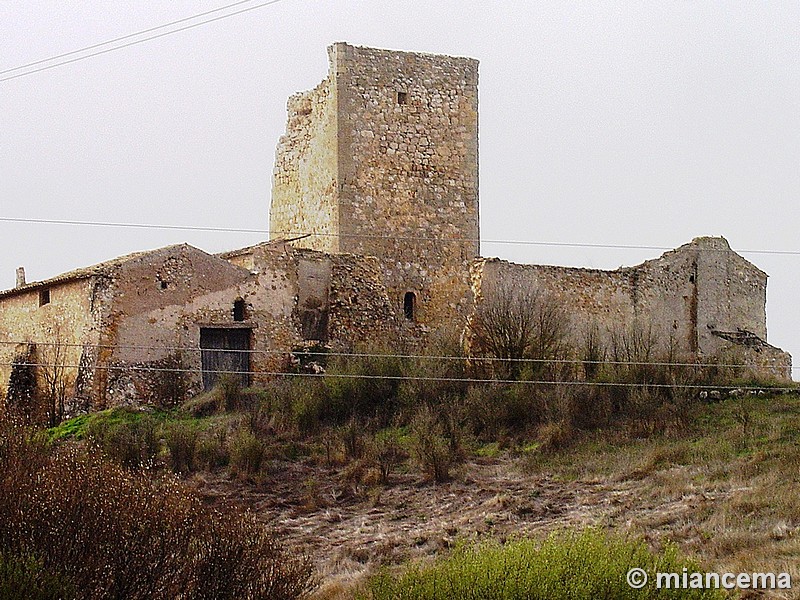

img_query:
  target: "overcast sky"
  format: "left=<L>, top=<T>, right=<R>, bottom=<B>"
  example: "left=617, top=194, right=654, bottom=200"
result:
left=2, top=1, right=799, bottom=376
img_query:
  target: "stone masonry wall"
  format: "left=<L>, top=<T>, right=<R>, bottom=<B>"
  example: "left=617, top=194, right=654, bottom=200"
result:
left=334, top=43, right=479, bottom=328
left=0, top=278, right=99, bottom=414
left=473, top=237, right=789, bottom=378
left=270, top=43, right=480, bottom=330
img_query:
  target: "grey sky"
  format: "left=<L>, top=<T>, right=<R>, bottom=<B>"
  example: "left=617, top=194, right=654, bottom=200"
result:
left=2, top=1, right=799, bottom=376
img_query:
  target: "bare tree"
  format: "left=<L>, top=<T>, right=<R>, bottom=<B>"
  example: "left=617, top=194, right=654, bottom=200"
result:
left=40, top=326, right=71, bottom=427
left=468, top=280, right=570, bottom=379
left=581, top=321, right=606, bottom=380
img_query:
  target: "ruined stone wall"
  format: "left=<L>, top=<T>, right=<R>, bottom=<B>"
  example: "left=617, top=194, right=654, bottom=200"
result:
left=693, top=237, right=767, bottom=356
left=96, top=245, right=266, bottom=404
left=472, top=238, right=785, bottom=378
left=326, top=253, right=398, bottom=347
left=472, top=258, right=638, bottom=351
left=270, top=76, right=339, bottom=253
left=0, top=278, right=100, bottom=413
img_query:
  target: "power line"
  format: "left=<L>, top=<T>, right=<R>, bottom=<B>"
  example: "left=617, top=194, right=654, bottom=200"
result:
left=0, top=0, right=259, bottom=76
left=1, top=216, right=798, bottom=256
left=0, top=339, right=790, bottom=371
left=1, top=360, right=794, bottom=391
left=0, top=0, right=289, bottom=83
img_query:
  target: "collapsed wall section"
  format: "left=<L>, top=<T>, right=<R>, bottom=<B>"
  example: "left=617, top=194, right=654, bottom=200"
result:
left=270, top=76, right=339, bottom=253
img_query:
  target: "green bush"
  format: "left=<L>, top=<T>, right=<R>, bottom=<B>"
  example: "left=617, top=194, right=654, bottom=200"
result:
left=0, top=552, right=74, bottom=600
left=163, top=421, right=199, bottom=473
left=196, top=428, right=229, bottom=470
left=229, top=426, right=265, bottom=477
left=371, top=428, right=408, bottom=484
left=365, top=529, right=723, bottom=600
left=85, top=410, right=159, bottom=469
left=218, top=374, right=244, bottom=412
left=324, top=351, right=404, bottom=424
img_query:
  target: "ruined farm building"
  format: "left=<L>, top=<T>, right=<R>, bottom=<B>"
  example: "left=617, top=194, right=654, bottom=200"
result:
left=0, top=43, right=791, bottom=411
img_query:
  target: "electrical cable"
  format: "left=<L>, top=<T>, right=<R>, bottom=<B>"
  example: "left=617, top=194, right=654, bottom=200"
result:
left=1, top=216, right=798, bottom=256
left=0, top=0, right=289, bottom=83
left=1, top=360, right=793, bottom=391
left=0, top=339, right=785, bottom=371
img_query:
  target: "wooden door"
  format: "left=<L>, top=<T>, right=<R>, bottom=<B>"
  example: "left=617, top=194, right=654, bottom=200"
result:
left=200, top=328, right=251, bottom=390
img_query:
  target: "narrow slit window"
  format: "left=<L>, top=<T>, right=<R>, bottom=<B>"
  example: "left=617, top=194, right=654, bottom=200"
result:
left=233, top=299, right=246, bottom=322
left=403, top=292, right=416, bottom=321
left=38, top=288, right=50, bottom=307
left=397, top=91, right=407, bottom=105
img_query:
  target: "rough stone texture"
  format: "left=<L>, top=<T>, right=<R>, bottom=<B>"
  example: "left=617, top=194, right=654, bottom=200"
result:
left=473, top=237, right=791, bottom=379
left=270, top=43, right=480, bottom=328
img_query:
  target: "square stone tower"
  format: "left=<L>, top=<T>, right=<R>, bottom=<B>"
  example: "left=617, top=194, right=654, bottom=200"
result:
left=270, top=43, right=479, bottom=328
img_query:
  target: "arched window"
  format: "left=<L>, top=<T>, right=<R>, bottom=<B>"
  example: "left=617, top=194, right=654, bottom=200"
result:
left=403, top=292, right=416, bottom=321
left=233, top=299, right=246, bottom=322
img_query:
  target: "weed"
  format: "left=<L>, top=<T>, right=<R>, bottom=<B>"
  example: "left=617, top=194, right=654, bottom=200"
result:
left=365, top=529, right=722, bottom=599
left=229, top=426, right=265, bottom=478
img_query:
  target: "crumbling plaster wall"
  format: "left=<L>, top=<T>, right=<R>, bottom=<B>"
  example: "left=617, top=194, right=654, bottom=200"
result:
left=0, top=278, right=99, bottom=410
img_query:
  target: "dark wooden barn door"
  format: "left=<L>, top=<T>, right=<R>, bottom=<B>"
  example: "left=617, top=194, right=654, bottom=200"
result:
left=200, top=328, right=251, bottom=390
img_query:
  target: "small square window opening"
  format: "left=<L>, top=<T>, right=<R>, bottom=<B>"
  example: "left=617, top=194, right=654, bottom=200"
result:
left=39, top=288, right=50, bottom=307
left=397, top=91, right=407, bottom=105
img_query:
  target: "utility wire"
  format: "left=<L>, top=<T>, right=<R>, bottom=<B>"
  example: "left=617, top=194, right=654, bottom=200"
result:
left=0, top=339, right=786, bottom=371
left=0, top=0, right=289, bottom=83
left=1, top=216, right=798, bottom=256
left=1, top=360, right=794, bottom=391
left=0, top=0, right=260, bottom=76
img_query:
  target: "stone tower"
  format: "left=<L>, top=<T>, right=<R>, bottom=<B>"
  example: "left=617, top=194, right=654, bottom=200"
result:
left=270, top=43, right=479, bottom=328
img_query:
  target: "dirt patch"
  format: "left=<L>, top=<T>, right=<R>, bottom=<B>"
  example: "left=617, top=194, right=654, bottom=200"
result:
left=189, top=456, right=711, bottom=596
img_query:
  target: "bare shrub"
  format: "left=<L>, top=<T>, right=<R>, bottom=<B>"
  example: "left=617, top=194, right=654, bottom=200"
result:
left=6, top=348, right=38, bottom=424
left=467, top=280, right=570, bottom=380
left=580, top=322, right=606, bottom=380
left=39, top=331, right=71, bottom=427
left=339, top=417, right=367, bottom=461
left=0, top=422, right=314, bottom=599
left=536, top=420, right=575, bottom=454
left=409, top=406, right=459, bottom=482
